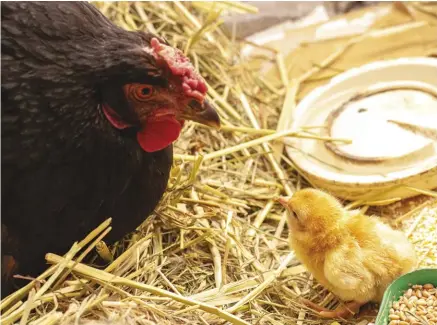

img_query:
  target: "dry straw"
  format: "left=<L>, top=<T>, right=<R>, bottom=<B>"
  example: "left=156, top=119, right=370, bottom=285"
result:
left=1, top=2, right=436, bottom=325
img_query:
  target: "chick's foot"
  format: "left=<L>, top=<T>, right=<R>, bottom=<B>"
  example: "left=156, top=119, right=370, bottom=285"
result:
left=319, top=301, right=364, bottom=319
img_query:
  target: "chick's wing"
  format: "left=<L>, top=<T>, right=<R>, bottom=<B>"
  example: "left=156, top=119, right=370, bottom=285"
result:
left=323, top=241, right=376, bottom=302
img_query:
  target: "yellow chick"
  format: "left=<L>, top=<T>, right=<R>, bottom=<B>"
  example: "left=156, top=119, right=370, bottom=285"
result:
left=278, top=189, right=417, bottom=318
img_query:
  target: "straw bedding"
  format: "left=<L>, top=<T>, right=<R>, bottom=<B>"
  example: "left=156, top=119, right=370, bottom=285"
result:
left=1, top=2, right=436, bottom=325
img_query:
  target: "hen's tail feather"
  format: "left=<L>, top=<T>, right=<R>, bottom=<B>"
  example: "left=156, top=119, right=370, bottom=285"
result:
left=1, top=255, right=18, bottom=298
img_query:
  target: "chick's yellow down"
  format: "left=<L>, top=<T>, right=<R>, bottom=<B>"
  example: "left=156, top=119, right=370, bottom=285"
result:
left=278, top=189, right=417, bottom=318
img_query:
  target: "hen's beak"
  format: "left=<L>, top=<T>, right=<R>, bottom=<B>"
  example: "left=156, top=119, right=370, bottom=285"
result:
left=181, top=99, right=221, bottom=129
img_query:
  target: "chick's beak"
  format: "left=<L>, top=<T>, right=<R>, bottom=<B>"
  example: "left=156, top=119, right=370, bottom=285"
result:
left=276, top=196, right=291, bottom=208
left=180, top=99, right=221, bottom=129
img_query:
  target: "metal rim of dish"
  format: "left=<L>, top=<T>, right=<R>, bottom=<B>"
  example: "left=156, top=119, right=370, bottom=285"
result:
left=286, top=57, right=437, bottom=189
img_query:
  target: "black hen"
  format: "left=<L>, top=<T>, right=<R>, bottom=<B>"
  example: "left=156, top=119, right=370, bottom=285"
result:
left=1, top=1, right=220, bottom=296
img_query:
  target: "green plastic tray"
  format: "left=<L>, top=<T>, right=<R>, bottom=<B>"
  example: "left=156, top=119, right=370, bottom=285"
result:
left=375, top=268, right=437, bottom=325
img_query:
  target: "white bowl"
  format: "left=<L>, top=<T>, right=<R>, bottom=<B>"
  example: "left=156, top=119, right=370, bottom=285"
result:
left=285, top=57, right=437, bottom=201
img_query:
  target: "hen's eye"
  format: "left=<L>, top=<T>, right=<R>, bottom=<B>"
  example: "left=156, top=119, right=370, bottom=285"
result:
left=134, top=85, right=154, bottom=100
left=124, top=84, right=154, bottom=102
left=141, top=87, right=151, bottom=96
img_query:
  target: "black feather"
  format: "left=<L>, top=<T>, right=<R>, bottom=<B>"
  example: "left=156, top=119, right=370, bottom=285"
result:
left=1, top=1, right=173, bottom=296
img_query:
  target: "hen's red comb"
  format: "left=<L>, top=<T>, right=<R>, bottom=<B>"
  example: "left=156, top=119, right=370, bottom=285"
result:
left=150, top=38, right=207, bottom=102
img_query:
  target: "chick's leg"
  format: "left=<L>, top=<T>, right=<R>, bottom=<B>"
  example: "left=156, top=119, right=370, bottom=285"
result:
left=300, top=298, right=365, bottom=318
left=319, top=301, right=364, bottom=319
left=299, top=298, right=332, bottom=312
